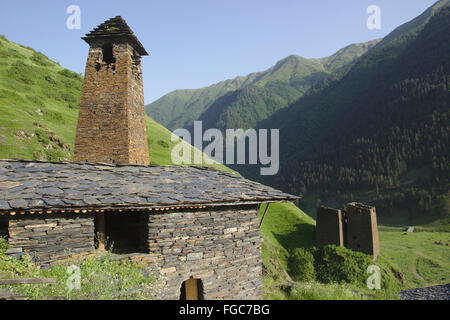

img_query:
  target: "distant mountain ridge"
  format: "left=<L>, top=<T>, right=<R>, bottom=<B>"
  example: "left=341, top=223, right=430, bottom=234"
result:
left=146, top=39, right=380, bottom=132
left=253, top=0, right=450, bottom=222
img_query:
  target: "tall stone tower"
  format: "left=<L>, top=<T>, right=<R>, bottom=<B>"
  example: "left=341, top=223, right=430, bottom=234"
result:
left=74, top=16, right=150, bottom=165
left=346, top=202, right=379, bottom=260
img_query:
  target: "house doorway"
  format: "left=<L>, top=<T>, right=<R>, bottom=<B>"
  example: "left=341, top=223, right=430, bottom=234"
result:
left=94, top=211, right=146, bottom=254
left=180, top=277, right=204, bottom=300
left=0, top=215, right=8, bottom=240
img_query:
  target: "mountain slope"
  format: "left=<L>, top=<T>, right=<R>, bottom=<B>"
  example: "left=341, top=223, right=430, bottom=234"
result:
left=255, top=0, right=449, bottom=222
left=147, top=40, right=380, bottom=132
left=0, top=35, right=233, bottom=173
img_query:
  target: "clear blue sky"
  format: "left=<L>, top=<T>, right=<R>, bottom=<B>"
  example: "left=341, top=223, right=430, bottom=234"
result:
left=0, top=0, right=438, bottom=103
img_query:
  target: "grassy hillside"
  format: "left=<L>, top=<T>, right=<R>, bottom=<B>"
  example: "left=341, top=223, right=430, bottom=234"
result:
left=259, top=203, right=450, bottom=300
left=146, top=40, right=380, bottom=132
left=0, top=35, right=233, bottom=173
left=378, top=226, right=450, bottom=289
left=0, top=35, right=82, bottom=162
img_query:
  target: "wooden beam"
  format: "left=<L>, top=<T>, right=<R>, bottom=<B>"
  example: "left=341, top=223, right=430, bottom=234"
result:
left=0, top=278, right=57, bottom=285
left=97, top=212, right=106, bottom=251
left=259, top=203, right=271, bottom=228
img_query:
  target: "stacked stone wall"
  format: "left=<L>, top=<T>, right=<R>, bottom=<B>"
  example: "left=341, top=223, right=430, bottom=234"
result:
left=5, top=214, right=94, bottom=266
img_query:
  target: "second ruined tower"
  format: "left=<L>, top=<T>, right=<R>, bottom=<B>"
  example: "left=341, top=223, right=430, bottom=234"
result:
left=74, top=16, right=150, bottom=165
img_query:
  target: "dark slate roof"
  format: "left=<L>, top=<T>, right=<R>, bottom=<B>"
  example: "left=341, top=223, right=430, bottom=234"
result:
left=0, top=160, right=298, bottom=211
left=82, top=16, right=148, bottom=56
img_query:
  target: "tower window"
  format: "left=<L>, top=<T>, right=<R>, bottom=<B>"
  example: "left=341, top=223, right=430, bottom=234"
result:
left=102, top=44, right=116, bottom=64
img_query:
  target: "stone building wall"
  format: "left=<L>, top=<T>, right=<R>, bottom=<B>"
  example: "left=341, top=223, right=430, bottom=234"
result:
left=5, top=214, right=95, bottom=267
left=73, top=40, right=149, bottom=165
left=144, top=205, right=263, bottom=300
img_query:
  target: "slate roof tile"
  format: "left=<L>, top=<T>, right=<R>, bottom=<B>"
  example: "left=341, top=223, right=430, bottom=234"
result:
left=0, top=160, right=299, bottom=211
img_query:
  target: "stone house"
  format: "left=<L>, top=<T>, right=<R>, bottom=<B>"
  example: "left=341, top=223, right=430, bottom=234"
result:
left=0, top=16, right=298, bottom=300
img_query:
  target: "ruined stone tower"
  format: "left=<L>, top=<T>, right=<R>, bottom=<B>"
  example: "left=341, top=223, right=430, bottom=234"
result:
left=74, top=16, right=150, bottom=165
left=315, top=202, right=380, bottom=260
left=346, top=202, right=379, bottom=260
left=315, top=206, right=345, bottom=248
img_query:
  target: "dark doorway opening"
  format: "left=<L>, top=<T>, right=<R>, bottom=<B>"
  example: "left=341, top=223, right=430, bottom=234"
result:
left=95, top=211, right=146, bottom=254
left=102, top=44, right=116, bottom=65
left=180, top=277, right=204, bottom=300
left=0, top=215, right=8, bottom=240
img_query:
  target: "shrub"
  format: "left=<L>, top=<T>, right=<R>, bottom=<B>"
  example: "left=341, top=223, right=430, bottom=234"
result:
left=58, top=90, right=78, bottom=103
left=58, top=69, right=83, bottom=81
left=0, top=237, right=9, bottom=257
left=43, top=149, right=66, bottom=162
left=314, top=245, right=372, bottom=285
left=288, top=248, right=316, bottom=282
left=26, top=94, right=45, bottom=108
left=35, top=128, right=50, bottom=144
left=43, top=109, right=64, bottom=123
left=44, top=73, right=57, bottom=85
left=287, top=282, right=364, bottom=300
left=7, top=48, right=26, bottom=59
left=157, top=140, right=169, bottom=148
left=7, top=60, right=36, bottom=85
left=30, top=52, right=52, bottom=67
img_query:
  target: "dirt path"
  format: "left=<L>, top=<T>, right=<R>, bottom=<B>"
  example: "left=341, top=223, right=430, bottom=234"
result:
left=413, top=261, right=426, bottom=283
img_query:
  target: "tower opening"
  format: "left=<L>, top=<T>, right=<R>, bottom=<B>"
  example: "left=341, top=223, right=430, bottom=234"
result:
left=102, top=44, right=116, bottom=64
left=180, top=277, right=204, bottom=300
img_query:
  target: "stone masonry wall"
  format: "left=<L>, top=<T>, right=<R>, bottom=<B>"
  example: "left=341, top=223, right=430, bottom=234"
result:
left=74, top=40, right=149, bottom=165
left=145, top=205, right=262, bottom=300
left=315, top=206, right=344, bottom=247
left=346, top=202, right=379, bottom=260
left=315, top=203, right=380, bottom=260
left=5, top=214, right=95, bottom=267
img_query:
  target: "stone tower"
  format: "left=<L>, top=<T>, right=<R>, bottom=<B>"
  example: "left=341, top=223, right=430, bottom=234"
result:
left=346, top=202, right=379, bottom=260
left=74, top=16, right=150, bottom=165
left=315, top=202, right=379, bottom=260
left=315, top=206, right=345, bottom=248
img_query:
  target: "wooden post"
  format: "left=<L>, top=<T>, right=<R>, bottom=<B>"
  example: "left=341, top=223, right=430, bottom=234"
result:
left=185, top=278, right=199, bottom=300
left=97, top=212, right=106, bottom=251
left=0, top=278, right=57, bottom=285
left=259, top=203, right=270, bottom=228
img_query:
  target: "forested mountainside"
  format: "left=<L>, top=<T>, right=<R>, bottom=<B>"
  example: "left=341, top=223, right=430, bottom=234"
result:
left=146, top=40, right=380, bottom=132
left=257, top=1, right=449, bottom=222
